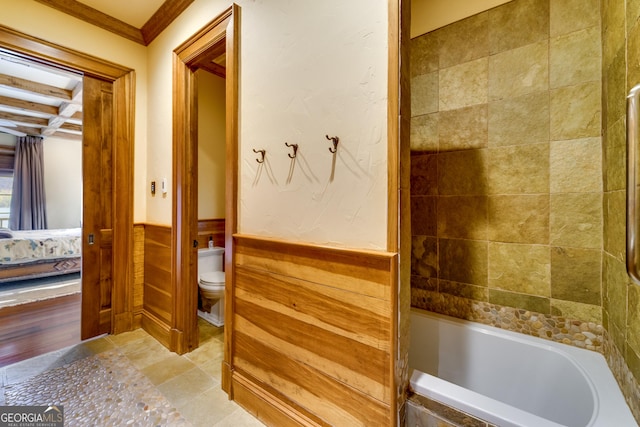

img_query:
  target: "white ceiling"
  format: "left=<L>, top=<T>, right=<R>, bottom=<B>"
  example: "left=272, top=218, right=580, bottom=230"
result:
left=77, top=0, right=166, bottom=28
left=0, top=52, right=83, bottom=139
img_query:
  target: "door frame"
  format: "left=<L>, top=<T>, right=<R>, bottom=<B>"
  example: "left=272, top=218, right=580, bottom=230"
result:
left=0, top=24, right=136, bottom=337
left=171, top=4, right=239, bottom=359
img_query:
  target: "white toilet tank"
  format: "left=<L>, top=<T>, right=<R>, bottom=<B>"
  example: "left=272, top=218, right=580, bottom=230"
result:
left=197, top=247, right=224, bottom=274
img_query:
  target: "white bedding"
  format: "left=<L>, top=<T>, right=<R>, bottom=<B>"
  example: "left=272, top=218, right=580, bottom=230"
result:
left=0, top=228, right=82, bottom=264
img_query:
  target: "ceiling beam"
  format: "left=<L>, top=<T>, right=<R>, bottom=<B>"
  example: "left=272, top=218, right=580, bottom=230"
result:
left=0, top=111, right=48, bottom=127
left=0, top=73, right=73, bottom=101
left=0, top=94, right=58, bottom=116
left=33, top=0, right=145, bottom=45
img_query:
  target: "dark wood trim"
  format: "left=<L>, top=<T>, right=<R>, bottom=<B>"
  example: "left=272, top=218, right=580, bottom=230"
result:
left=34, top=0, right=195, bottom=46
left=111, top=71, right=136, bottom=334
left=142, top=0, right=196, bottom=45
left=0, top=24, right=131, bottom=81
left=33, top=0, right=144, bottom=45
left=172, top=5, right=238, bottom=357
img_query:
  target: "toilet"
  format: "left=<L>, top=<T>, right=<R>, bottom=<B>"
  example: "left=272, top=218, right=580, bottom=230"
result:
left=197, top=246, right=225, bottom=326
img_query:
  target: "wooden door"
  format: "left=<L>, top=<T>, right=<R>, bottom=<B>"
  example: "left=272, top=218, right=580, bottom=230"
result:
left=81, top=76, right=113, bottom=339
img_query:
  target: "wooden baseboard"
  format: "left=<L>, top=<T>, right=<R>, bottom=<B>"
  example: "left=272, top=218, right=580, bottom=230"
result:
left=232, top=371, right=327, bottom=427
left=141, top=310, right=171, bottom=349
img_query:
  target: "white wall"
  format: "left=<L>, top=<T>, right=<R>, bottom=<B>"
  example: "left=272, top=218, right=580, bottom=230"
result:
left=148, top=0, right=389, bottom=249
left=197, top=70, right=226, bottom=219
left=411, top=0, right=512, bottom=37
left=43, top=137, right=82, bottom=229
left=0, top=0, right=148, bottom=223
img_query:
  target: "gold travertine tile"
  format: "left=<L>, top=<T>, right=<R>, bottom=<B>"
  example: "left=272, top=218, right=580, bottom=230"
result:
left=602, top=0, right=625, bottom=69
left=439, top=104, right=488, bottom=151
left=411, top=235, right=438, bottom=278
left=488, top=143, right=549, bottom=194
left=627, top=284, right=640, bottom=354
left=550, top=0, right=600, bottom=36
left=489, top=288, right=550, bottom=313
left=412, top=72, right=438, bottom=117
left=604, top=190, right=626, bottom=261
left=604, top=48, right=626, bottom=131
left=488, top=242, right=551, bottom=296
left=628, top=22, right=640, bottom=94
left=550, top=246, right=601, bottom=305
left=550, top=193, right=602, bottom=248
left=603, top=253, right=629, bottom=330
left=628, top=0, right=640, bottom=33
left=437, top=196, right=488, bottom=240
left=550, top=137, right=602, bottom=193
left=438, top=12, right=489, bottom=69
left=438, top=238, right=488, bottom=286
left=488, top=91, right=549, bottom=147
left=488, top=0, right=550, bottom=54
left=604, top=119, right=626, bottom=192
left=488, top=195, right=549, bottom=244
left=550, top=26, right=601, bottom=89
left=550, top=299, right=602, bottom=324
left=488, top=40, right=549, bottom=102
left=411, top=113, right=438, bottom=152
left=439, top=57, right=488, bottom=111
left=411, top=32, right=439, bottom=77
left=411, top=154, right=437, bottom=196
left=550, top=81, right=601, bottom=140
left=437, top=149, right=487, bottom=196
left=141, top=354, right=197, bottom=385
left=439, top=280, right=489, bottom=301
left=625, top=347, right=640, bottom=391
left=411, top=196, right=437, bottom=236
left=157, top=367, right=217, bottom=408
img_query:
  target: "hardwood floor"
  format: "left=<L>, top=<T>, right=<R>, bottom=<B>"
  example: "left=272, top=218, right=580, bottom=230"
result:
left=0, top=293, right=81, bottom=367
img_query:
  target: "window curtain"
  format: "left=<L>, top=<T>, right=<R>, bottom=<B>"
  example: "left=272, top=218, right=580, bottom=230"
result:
left=9, top=135, right=47, bottom=230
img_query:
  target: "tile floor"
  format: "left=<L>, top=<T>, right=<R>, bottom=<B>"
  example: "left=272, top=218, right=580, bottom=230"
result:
left=0, top=318, right=264, bottom=427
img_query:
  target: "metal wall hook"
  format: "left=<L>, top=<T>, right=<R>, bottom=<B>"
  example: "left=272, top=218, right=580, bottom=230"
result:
left=253, top=148, right=266, bottom=163
left=325, top=135, right=339, bottom=153
left=285, top=142, right=298, bottom=158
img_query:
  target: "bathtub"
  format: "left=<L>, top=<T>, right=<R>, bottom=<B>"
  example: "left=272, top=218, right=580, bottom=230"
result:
left=409, top=309, right=637, bottom=427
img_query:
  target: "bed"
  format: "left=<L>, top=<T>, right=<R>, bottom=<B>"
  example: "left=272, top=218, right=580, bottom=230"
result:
left=0, top=228, right=81, bottom=283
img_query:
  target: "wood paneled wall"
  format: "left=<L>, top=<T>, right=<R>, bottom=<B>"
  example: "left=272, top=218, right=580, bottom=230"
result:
left=228, top=235, right=398, bottom=427
left=139, top=220, right=225, bottom=349
left=141, top=224, right=173, bottom=348
left=197, top=218, right=225, bottom=249
left=133, top=224, right=145, bottom=328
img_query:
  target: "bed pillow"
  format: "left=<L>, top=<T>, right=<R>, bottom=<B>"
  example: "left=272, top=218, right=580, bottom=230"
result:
left=0, top=228, right=13, bottom=238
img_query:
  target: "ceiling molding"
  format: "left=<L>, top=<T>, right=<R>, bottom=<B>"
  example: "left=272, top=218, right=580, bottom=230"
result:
left=35, top=0, right=194, bottom=46
left=141, top=0, right=196, bottom=45
left=34, top=0, right=144, bottom=45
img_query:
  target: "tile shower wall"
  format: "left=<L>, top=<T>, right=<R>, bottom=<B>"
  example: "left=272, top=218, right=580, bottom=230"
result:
left=411, top=0, right=603, bottom=330
left=602, top=0, right=640, bottom=418
left=411, top=0, right=638, bottom=420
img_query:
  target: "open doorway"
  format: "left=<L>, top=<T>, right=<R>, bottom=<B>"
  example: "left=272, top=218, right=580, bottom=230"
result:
left=0, top=52, right=84, bottom=366
left=0, top=26, right=135, bottom=365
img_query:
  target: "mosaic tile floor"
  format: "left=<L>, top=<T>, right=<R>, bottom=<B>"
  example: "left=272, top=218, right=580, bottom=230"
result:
left=0, top=319, right=264, bottom=427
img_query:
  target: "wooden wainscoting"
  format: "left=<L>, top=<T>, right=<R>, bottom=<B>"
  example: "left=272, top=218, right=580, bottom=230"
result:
left=197, top=218, right=225, bottom=249
left=141, top=224, right=173, bottom=348
left=229, top=235, right=398, bottom=427
left=133, top=224, right=145, bottom=329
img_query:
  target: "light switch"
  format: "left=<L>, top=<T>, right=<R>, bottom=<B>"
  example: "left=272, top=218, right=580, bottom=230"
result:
left=161, top=178, right=167, bottom=194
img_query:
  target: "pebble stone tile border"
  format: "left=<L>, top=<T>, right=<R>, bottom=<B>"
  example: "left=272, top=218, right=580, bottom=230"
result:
left=3, top=349, right=191, bottom=427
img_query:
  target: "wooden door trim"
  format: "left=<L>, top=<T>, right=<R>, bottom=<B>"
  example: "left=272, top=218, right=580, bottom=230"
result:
left=0, top=24, right=136, bottom=337
left=172, top=5, right=239, bottom=355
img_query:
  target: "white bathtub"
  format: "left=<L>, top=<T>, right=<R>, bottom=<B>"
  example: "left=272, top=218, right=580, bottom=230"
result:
left=409, top=309, right=637, bottom=427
